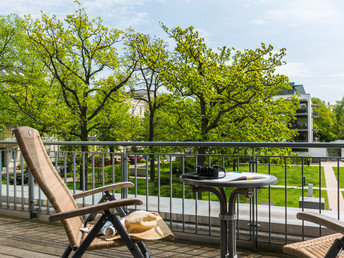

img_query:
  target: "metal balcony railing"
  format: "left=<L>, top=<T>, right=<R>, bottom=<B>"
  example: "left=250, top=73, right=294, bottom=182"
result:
left=1, top=140, right=344, bottom=250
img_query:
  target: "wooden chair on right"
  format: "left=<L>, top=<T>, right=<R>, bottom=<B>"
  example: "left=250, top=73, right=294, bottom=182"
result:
left=283, top=212, right=344, bottom=258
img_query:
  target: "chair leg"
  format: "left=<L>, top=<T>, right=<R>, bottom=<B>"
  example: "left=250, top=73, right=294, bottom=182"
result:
left=107, top=210, right=144, bottom=258
left=72, top=214, right=108, bottom=258
left=137, top=242, right=150, bottom=258
left=61, top=245, right=72, bottom=258
left=325, top=237, right=344, bottom=258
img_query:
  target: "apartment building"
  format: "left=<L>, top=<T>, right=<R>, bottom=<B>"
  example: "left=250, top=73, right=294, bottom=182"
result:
left=275, top=82, right=318, bottom=143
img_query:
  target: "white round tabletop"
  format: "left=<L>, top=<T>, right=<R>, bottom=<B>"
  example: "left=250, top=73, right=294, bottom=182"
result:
left=180, top=171, right=277, bottom=188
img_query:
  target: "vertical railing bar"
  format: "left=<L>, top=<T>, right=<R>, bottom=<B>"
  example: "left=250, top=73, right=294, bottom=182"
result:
left=145, top=154, right=149, bottom=211
left=284, top=156, right=287, bottom=244
left=251, top=148, right=256, bottom=249
left=49, top=149, right=59, bottom=214
left=28, top=169, right=35, bottom=218
left=13, top=149, right=17, bottom=210
left=157, top=155, right=160, bottom=214
left=6, top=150, right=9, bottom=209
left=134, top=154, right=138, bottom=208
left=249, top=197, right=252, bottom=241
left=182, top=154, right=185, bottom=232
left=268, top=157, right=271, bottom=243
left=134, top=154, right=138, bottom=210
left=222, top=155, right=225, bottom=171
left=169, top=154, right=173, bottom=230
left=38, top=187, right=42, bottom=213
left=208, top=155, right=211, bottom=236
left=237, top=156, right=240, bottom=171
left=111, top=153, right=115, bottom=193
left=82, top=152, right=86, bottom=207
left=237, top=156, right=240, bottom=239
left=301, top=157, right=305, bottom=241
left=195, top=155, right=198, bottom=234
left=21, top=154, right=24, bottom=211
left=64, top=152, right=67, bottom=185
left=73, top=153, right=76, bottom=195
left=102, top=152, right=105, bottom=188
left=92, top=153, right=95, bottom=205
left=338, top=158, right=340, bottom=220
left=255, top=155, right=258, bottom=246
left=54, top=149, right=59, bottom=214
left=319, top=158, right=322, bottom=237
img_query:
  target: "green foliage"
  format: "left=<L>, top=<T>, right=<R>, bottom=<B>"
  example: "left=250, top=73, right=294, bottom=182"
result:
left=312, top=97, right=337, bottom=142
left=2, top=3, right=135, bottom=142
left=333, top=97, right=344, bottom=140
left=161, top=25, right=298, bottom=154
left=172, top=157, right=196, bottom=176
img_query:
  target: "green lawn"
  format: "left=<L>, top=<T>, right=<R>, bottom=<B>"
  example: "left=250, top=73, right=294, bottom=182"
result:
left=193, top=187, right=328, bottom=209
left=332, top=167, right=344, bottom=189
left=139, top=162, right=325, bottom=187
left=66, top=178, right=328, bottom=209
left=61, top=162, right=328, bottom=209
left=237, top=164, right=325, bottom=187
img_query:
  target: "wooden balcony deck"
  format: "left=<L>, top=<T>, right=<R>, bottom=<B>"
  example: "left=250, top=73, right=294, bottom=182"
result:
left=0, top=214, right=288, bottom=257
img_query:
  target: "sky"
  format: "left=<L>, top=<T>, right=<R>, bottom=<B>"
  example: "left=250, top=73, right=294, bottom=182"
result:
left=1, top=0, right=344, bottom=104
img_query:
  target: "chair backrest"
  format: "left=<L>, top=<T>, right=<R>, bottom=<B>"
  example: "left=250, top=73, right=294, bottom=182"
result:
left=14, top=127, right=83, bottom=248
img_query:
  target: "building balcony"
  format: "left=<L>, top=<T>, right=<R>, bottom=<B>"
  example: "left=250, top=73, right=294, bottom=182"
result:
left=290, top=124, right=308, bottom=130
left=295, top=107, right=307, bottom=114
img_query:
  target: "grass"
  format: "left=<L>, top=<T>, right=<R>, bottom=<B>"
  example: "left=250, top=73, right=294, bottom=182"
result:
left=195, top=187, right=328, bottom=209
left=141, top=162, right=326, bottom=187
left=66, top=177, right=329, bottom=209
left=61, top=161, right=329, bottom=209
left=237, top=164, right=325, bottom=187
left=332, top=167, right=344, bottom=189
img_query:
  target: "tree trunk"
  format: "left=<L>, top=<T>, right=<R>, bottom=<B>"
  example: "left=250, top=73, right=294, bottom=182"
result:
left=79, top=122, right=89, bottom=190
left=198, top=97, right=208, bottom=166
left=149, top=111, right=156, bottom=181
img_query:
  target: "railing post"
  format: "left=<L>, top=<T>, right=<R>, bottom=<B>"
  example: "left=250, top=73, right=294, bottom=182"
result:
left=28, top=169, right=36, bottom=218
left=121, top=151, right=128, bottom=200
left=250, top=147, right=258, bottom=251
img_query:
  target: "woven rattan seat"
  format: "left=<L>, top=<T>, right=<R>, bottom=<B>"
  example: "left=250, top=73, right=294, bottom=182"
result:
left=284, top=233, right=344, bottom=257
left=283, top=212, right=344, bottom=257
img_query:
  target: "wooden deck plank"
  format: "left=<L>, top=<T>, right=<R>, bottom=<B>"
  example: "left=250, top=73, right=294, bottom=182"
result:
left=0, top=213, right=286, bottom=257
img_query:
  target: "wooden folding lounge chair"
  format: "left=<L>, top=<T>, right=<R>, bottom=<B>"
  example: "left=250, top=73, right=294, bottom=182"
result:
left=283, top=212, right=344, bottom=257
left=14, top=127, right=151, bottom=258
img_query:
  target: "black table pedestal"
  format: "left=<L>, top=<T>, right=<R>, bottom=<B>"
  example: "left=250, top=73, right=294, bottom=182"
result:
left=191, top=186, right=254, bottom=258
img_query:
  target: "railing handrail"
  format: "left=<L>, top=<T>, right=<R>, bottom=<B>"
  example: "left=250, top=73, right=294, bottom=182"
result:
left=2, top=140, right=344, bottom=148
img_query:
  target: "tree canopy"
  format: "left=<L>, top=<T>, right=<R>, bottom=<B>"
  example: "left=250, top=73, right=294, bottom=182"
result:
left=312, top=98, right=337, bottom=142
left=13, top=5, right=136, bottom=141
left=162, top=25, right=298, bottom=147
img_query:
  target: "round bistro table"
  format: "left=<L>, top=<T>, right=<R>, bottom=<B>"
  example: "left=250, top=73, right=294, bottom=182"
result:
left=180, top=172, right=277, bottom=258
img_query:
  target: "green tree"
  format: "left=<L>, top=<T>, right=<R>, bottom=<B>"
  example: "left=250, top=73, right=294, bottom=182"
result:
left=126, top=32, right=172, bottom=180
left=22, top=6, right=136, bottom=142
left=162, top=26, right=297, bottom=162
left=0, top=14, right=27, bottom=126
left=312, top=98, right=337, bottom=142
left=333, top=97, right=344, bottom=139
left=2, top=5, right=137, bottom=189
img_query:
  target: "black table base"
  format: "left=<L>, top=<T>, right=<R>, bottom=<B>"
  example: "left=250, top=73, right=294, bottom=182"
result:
left=190, top=186, right=254, bottom=258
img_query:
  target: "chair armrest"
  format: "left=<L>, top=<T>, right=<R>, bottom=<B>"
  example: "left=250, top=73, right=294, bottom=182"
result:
left=49, top=198, right=142, bottom=222
left=72, top=182, right=134, bottom=199
left=297, top=212, right=344, bottom=234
